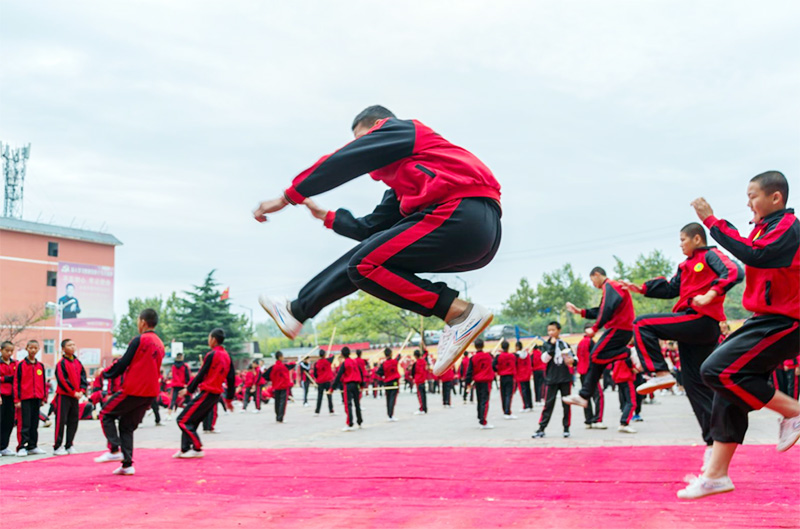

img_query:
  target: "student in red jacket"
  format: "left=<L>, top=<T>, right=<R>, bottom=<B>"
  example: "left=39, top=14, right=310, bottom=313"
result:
left=410, top=350, right=428, bottom=415
left=531, top=345, right=546, bottom=405
left=678, top=171, right=800, bottom=499
left=167, top=353, right=190, bottom=417
left=494, top=341, right=517, bottom=419
left=439, top=364, right=456, bottom=408
left=261, top=351, right=296, bottom=423
left=376, top=348, right=400, bottom=420
left=612, top=350, right=639, bottom=434
left=255, top=105, right=501, bottom=382
left=563, top=267, right=635, bottom=410
left=576, top=325, right=605, bottom=429
left=514, top=342, right=534, bottom=413
left=459, top=352, right=474, bottom=404
left=53, top=338, right=88, bottom=455
left=331, top=347, right=365, bottom=430
left=94, top=309, right=165, bottom=475
left=0, top=340, right=18, bottom=455
left=313, top=350, right=335, bottom=416
left=174, top=328, right=235, bottom=458
left=465, top=339, right=495, bottom=429
left=13, top=340, right=47, bottom=456
left=241, top=362, right=260, bottom=413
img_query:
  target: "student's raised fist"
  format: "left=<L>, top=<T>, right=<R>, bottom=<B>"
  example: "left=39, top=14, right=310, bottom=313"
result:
left=619, top=280, right=643, bottom=294
left=303, top=198, right=329, bottom=221
left=253, top=196, right=290, bottom=222
left=690, top=197, right=714, bottom=221
left=565, top=302, right=580, bottom=315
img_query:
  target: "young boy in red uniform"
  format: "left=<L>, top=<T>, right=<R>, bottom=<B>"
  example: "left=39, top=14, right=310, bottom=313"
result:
left=331, top=347, right=365, bottom=431
left=174, top=328, right=235, bottom=458
left=241, top=362, right=259, bottom=413
left=410, top=350, right=428, bottom=415
left=459, top=352, right=474, bottom=404
left=612, top=350, right=639, bottom=434
left=167, top=353, right=190, bottom=418
left=312, top=349, right=335, bottom=416
left=514, top=342, right=534, bottom=413
left=13, top=340, right=47, bottom=456
left=376, top=348, right=400, bottom=420
left=94, top=309, right=165, bottom=475
left=261, top=351, right=296, bottom=423
left=0, top=341, right=18, bottom=456
left=577, top=324, right=605, bottom=429
left=465, top=339, right=495, bottom=429
left=53, top=338, right=88, bottom=455
left=678, top=171, right=800, bottom=499
left=439, top=364, right=456, bottom=408
left=494, top=340, right=517, bottom=419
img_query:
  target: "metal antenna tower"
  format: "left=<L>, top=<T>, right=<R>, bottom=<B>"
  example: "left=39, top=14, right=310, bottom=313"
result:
left=1, top=142, right=30, bottom=219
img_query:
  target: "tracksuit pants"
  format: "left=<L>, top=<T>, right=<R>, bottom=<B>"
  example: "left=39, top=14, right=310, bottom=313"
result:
left=316, top=382, right=334, bottom=414
left=290, top=197, right=502, bottom=322
left=700, top=314, right=799, bottom=444
left=302, top=380, right=310, bottom=404
left=100, top=393, right=152, bottom=467
left=442, top=380, right=454, bottom=406
left=274, top=389, right=288, bottom=422
left=177, top=391, right=219, bottom=453
left=343, top=382, right=362, bottom=427
left=463, top=383, right=474, bottom=403
left=54, top=395, right=80, bottom=450
left=416, top=383, right=427, bottom=412
left=243, top=387, right=257, bottom=410
left=533, top=371, right=545, bottom=402
left=0, top=397, right=16, bottom=450
left=579, top=374, right=604, bottom=424
left=169, top=387, right=184, bottom=410
left=475, top=381, right=491, bottom=425
left=500, top=375, right=514, bottom=415
left=539, top=382, right=571, bottom=431
left=16, top=398, right=41, bottom=451
left=202, top=402, right=219, bottom=431
left=579, top=329, right=633, bottom=401
left=518, top=379, right=533, bottom=410
left=385, top=380, right=399, bottom=418
left=618, top=379, right=636, bottom=426
left=150, top=397, right=161, bottom=424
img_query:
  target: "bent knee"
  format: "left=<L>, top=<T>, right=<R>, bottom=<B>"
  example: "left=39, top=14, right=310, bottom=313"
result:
left=347, top=255, right=376, bottom=285
left=700, top=360, right=722, bottom=388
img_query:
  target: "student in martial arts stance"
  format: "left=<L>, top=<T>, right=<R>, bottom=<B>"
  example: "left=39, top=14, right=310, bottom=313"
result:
left=254, top=106, right=502, bottom=378
left=533, top=322, right=576, bottom=439
left=376, top=348, right=401, bottom=420
left=312, top=349, right=335, bottom=416
left=53, top=338, right=88, bottom=455
left=261, top=351, right=296, bottom=423
left=494, top=340, right=517, bottom=419
left=465, top=339, right=495, bottom=429
left=331, top=347, right=365, bottom=431
left=576, top=324, right=605, bottom=429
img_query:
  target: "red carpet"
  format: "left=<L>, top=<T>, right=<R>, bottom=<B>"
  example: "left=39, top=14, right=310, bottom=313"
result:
left=2, top=445, right=798, bottom=528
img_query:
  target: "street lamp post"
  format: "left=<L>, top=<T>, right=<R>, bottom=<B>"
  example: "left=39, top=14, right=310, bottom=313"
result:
left=454, top=275, right=469, bottom=300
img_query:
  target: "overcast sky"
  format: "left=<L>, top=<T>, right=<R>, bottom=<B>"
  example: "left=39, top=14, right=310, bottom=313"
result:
left=2, top=1, right=798, bottom=324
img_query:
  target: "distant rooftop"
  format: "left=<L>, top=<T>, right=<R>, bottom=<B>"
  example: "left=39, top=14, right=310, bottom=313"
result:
left=0, top=217, right=122, bottom=246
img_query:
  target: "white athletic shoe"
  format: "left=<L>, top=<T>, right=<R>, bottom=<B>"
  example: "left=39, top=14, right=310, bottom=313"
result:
left=258, top=295, right=302, bottom=340
left=250, top=409, right=260, bottom=414
left=701, top=446, right=713, bottom=472
left=239, top=409, right=246, bottom=413
left=433, top=304, right=493, bottom=377
left=480, top=424, right=495, bottom=430
left=592, top=423, right=608, bottom=430
left=636, top=374, right=676, bottom=395
left=28, top=447, right=46, bottom=455
left=54, top=447, right=68, bottom=456
left=0, top=448, right=14, bottom=456
left=562, top=395, right=588, bottom=408
left=677, top=475, right=734, bottom=499
left=509, top=414, right=518, bottom=420
left=16, top=448, right=28, bottom=457
left=777, top=414, right=800, bottom=452
left=618, top=425, right=637, bottom=433
left=388, top=417, right=398, bottom=422
left=112, top=466, right=135, bottom=476
left=94, top=451, right=124, bottom=463
left=503, top=415, right=512, bottom=420
left=414, top=410, right=427, bottom=415
left=173, top=449, right=204, bottom=459
left=342, top=426, right=356, bottom=432
left=585, top=423, right=594, bottom=429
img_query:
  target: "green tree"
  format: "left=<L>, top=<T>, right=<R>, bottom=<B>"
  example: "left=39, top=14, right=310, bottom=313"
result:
left=535, top=264, right=593, bottom=333
left=115, top=296, right=177, bottom=347
left=614, top=250, right=676, bottom=315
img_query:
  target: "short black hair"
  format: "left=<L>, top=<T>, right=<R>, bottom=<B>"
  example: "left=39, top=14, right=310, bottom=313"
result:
left=27, top=339, right=39, bottom=347
left=500, top=340, right=509, bottom=352
left=548, top=321, right=561, bottom=330
left=275, top=350, right=283, bottom=360
left=515, top=341, right=523, bottom=351
left=751, top=170, right=789, bottom=205
left=319, top=349, right=326, bottom=358
left=356, top=349, right=362, bottom=357
left=176, top=353, right=184, bottom=359
left=66, top=283, right=75, bottom=289
left=139, top=308, right=159, bottom=328
left=384, top=347, right=392, bottom=357
left=60, top=338, right=73, bottom=348
left=351, top=105, right=395, bottom=131
left=590, top=267, right=606, bottom=277
left=680, top=222, right=707, bottom=245
left=210, top=328, right=225, bottom=344
left=474, top=338, right=484, bottom=350
left=341, top=346, right=351, bottom=357
left=0, top=341, right=13, bottom=350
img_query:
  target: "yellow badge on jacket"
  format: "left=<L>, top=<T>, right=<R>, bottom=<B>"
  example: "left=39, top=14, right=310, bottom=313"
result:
left=694, top=263, right=704, bottom=273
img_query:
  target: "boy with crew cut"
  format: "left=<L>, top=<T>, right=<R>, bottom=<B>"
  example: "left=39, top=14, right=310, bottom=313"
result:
left=494, top=340, right=517, bottom=419
left=313, top=349, right=335, bottom=416
left=331, top=347, right=365, bottom=431
left=465, top=339, right=495, bottom=429
left=53, top=338, right=88, bottom=455
left=563, top=267, right=636, bottom=410
left=534, top=322, right=576, bottom=439
left=261, top=351, right=296, bottom=423
left=622, top=222, right=743, bottom=468
left=677, top=171, right=800, bottom=499
left=13, top=340, right=47, bottom=456
left=0, top=341, right=18, bottom=455
left=376, top=347, right=400, bottom=420
left=167, top=353, right=190, bottom=419
left=174, top=328, right=235, bottom=458
left=94, top=309, right=165, bottom=475
left=411, top=350, right=428, bottom=415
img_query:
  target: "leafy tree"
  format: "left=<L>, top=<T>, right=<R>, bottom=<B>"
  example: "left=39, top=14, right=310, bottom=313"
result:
left=115, top=295, right=178, bottom=347
left=613, top=250, right=675, bottom=315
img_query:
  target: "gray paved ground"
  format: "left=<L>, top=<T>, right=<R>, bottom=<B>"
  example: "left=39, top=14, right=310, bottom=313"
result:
left=0, top=384, right=783, bottom=466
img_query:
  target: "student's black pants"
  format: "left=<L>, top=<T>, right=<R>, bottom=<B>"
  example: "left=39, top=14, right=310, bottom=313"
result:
left=416, top=383, right=427, bottom=412
left=274, top=389, right=288, bottom=422
left=316, top=382, right=334, bottom=413
left=169, top=387, right=184, bottom=410
left=343, top=382, right=362, bottom=427
left=538, top=382, right=571, bottom=431
left=618, top=379, right=635, bottom=426
left=474, top=381, right=491, bottom=425
left=150, top=397, right=161, bottom=424
left=54, top=395, right=80, bottom=449
left=302, top=379, right=311, bottom=404
left=1, top=396, right=17, bottom=450
left=579, top=329, right=633, bottom=401
left=202, top=402, right=218, bottom=431
left=177, top=391, right=219, bottom=452
left=385, top=380, right=399, bottom=417
left=518, top=379, right=532, bottom=409
left=442, top=380, right=453, bottom=406
left=17, top=398, right=41, bottom=450
left=100, top=393, right=152, bottom=467
left=243, top=387, right=256, bottom=410
left=500, top=375, right=514, bottom=415
left=290, top=198, right=502, bottom=322
left=533, top=371, right=545, bottom=402
left=701, top=314, right=799, bottom=444
left=463, top=382, right=474, bottom=402
left=580, top=374, right=604, bottom=424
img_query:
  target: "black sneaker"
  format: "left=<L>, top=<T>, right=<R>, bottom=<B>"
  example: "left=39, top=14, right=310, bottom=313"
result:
left=563, top=431, right=571, bottom=438
left=532, top=431, right=545, bottom=439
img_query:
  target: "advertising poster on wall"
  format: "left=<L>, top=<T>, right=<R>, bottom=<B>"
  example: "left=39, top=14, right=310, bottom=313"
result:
left=56, top=261, right=114, bottom=329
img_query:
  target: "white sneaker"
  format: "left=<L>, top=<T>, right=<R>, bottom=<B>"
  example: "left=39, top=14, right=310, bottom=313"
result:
left=677, top=475, right=734, bottom=499
left=313, top=413, right=320, bottom=417
left=777, top=414, right=800, bottom=452
left=562, top=395, right=588, bottom=408
left=413, top=410, right=427, bottom=415
left=503, top=415, right=512, bottom=420
left=433, top=304, right=493, bottom=377
left=388, top=417, right=398, bottom=422
left=618, top=425, right=637, bottom=433
left=250, top=409, right=260, bottom=414
left=342, top=426, right=355, bottom=432
left=303, top=403, right=309, bottom=407
left=0, top=448, right=14, bottom=456
left=258, top=295, right=302, bottom=340
left=585, top=423, right=594, bottom=429
left=112, top=466, right=135, bottom=476
left=54, top=447, right=68, bottom=456
left=67, top=447, right=77, bottom=455
left=239, top=409, right=246, bottom=413
left=94, top=451, right=124, bottom=463
left=636, top=374, right=676, bottom=395
left=16, top=448, right=28, bottom=457
left=701, top=446, right=713, bottom=472
left=509, top=414, right=518, bottom=420
left=28, top=447, right=46, bottom=455
left=592, top=423, right=608, bottom=430
left=480, top=424, right=495, bottom=430
left=173, top=449, right=204, bottom=459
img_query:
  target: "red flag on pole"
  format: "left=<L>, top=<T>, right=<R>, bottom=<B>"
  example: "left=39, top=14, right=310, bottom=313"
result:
left=220, top=287, right=230, bottom=301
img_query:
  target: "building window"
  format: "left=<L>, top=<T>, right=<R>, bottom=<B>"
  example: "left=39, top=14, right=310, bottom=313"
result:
left=48, top=241, right=59, bottom=257
left=43, top=339, right=55, bottom=354
left=46, top=271, right=57, bottom=287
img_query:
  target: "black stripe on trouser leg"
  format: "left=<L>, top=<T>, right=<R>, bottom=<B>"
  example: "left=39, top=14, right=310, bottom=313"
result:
left=633, top=311, right=719, bottom=372
left=579, top=330, right=633, bottom=400
left=178, top=392, right=219, bottom=452
left=700, top=315, right=800, bottom=444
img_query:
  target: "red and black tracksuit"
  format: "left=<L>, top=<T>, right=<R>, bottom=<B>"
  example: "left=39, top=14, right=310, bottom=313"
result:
left=577, top=335, right=604, bottom=425
left=411, top=357, right=428, bottom=412
left=439, top=367, right=456, bottom=406
left=532, top=348, right=546, bottom=403
left=53, top=355, right=89, bottom=450
left=515, top=352, right=534, bottom=411
left=101, top=331, right=165, bottom=467
left=242, top=370, right=260, bottom=410
left=633, top=246, right=743, bottom=445
left=377, top=357, right=400, bottom=418
left=169, top=361, right=191, bottom=410
left=460, top=354, right=474, bottom=402
left=313, top=356, right=335, bottom=414
left=333, top=357, right=365, bottom=427
left=578, top=279, right=635, bottom=402
left=700, top=208, right=800, bottom=444
left=178, top=346, right=235, bottom=452
left=0, top=358, right=17, bottom=451
left=612, top=358, right=636, bottom=426
left=262, top=360, right=296, bottom=422
left=494, top=351, right=517, bottom=415
left=284, top=118, right=502, bottom=324
left=538, top=340, right=574, bottom=433
left=13, top=357, right=47, bottom=451
left=466, top=350, right=495, bottom=426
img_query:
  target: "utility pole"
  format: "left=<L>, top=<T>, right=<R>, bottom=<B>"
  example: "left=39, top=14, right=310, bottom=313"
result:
left=1, top=142, right=31, bottom=219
